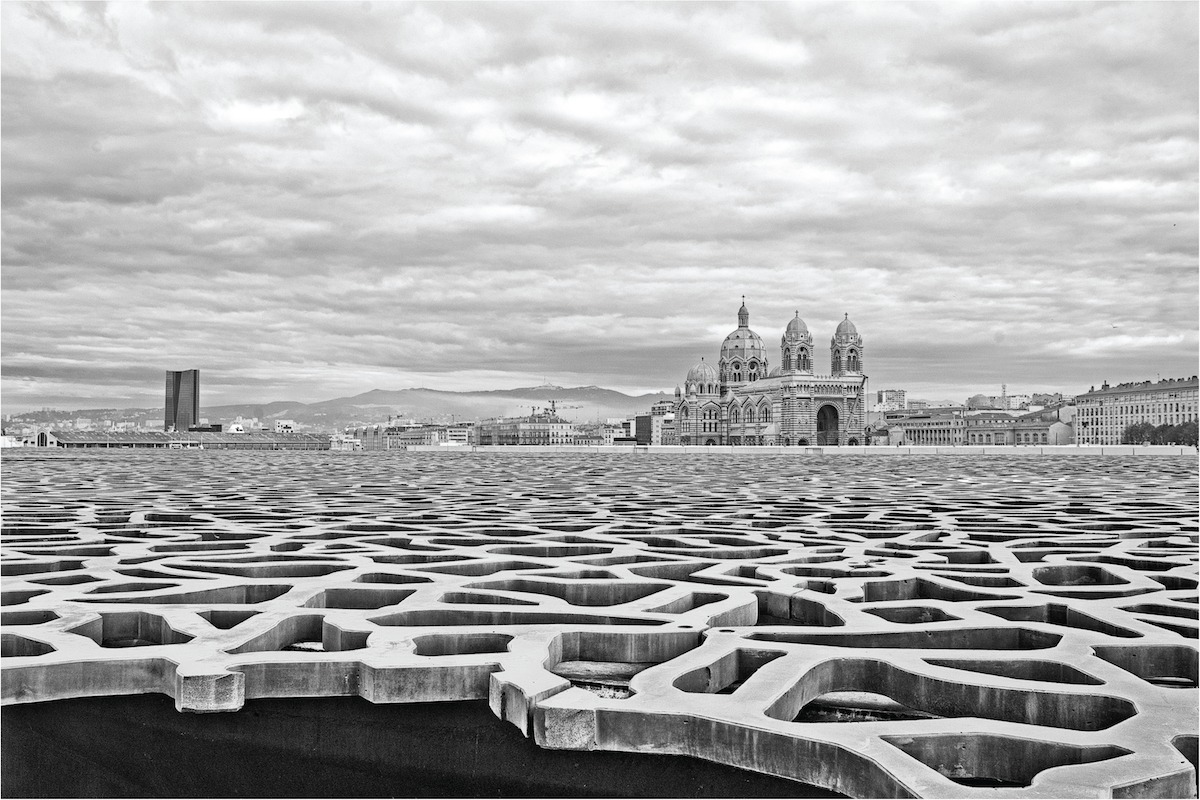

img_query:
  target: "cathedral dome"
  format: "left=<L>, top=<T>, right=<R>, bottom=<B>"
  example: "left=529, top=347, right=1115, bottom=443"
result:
left=686, top=359, right=718, bottom=384
left=722, top=326, right=766, bottom=356
left=721, top=300, right=766, bottom=364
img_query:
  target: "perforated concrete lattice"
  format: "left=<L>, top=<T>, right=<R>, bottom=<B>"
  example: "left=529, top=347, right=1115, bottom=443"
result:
left=2, top=450, right=1197, bottom=798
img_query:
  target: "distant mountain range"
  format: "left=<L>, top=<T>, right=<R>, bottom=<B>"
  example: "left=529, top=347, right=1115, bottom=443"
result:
left=196, top=384, right=672, bottom=430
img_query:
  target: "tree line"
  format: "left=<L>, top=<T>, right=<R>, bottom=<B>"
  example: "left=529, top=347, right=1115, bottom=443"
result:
left=1120, top=421, right=1198, bottom=446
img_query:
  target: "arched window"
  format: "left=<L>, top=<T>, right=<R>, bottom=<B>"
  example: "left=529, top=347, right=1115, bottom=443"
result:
left=679, top=407, right=688, bottom=419
left=783, top=348, right=791, bottom=370
left=800, top=349, right=810, bottom=371
left=731, top=408, right=740, bottom=423
left=746, top=406, right=755, bottom=424
left=848, top=350, right=859, bottom=371
left=761, top=405, right=771, bottom=422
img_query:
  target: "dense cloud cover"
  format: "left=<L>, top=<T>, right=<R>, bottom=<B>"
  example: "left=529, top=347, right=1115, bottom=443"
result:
left=2, top=2, right=1196, bottom=411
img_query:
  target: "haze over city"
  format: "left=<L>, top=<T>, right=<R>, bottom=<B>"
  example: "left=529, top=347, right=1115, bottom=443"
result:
left=2, top=2, right=1196, bottom=414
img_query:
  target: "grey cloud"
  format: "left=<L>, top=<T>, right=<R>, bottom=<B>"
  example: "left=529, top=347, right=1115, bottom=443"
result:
left=2, top=1, right=1196, bottom=412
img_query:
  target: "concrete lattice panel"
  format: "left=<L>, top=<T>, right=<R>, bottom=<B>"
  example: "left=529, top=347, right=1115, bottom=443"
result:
left=2, top=451, right=1197, bottom=798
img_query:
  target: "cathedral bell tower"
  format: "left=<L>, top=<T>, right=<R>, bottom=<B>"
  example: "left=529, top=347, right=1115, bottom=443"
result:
left=830, top=313, right=864, bottom=376
left=780, top=311, right=813, bottom=374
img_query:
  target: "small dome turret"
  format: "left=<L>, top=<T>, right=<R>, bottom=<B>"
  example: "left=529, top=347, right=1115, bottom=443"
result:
left=686, top=358, right=718, bottom=384
left=785, top=311, right=809, bottom=338
left=835, top=313, right=858, bottom=338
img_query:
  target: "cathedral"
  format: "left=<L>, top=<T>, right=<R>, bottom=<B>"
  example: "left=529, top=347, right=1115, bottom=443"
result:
left=675, top=301, right=867, bottom=446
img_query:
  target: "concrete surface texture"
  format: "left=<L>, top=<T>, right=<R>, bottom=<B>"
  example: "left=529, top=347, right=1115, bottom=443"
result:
left=2, top=450, right=1197, bottom=798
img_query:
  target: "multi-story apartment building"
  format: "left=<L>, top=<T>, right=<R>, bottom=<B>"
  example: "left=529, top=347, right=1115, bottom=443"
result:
left=164, top=369, right=199, bottom=432
left=472, top=413, right=575, bottom=446
left=1075, top=377, right=1198, bottom=445
left=600, top=423, right=625, bottom=445
left=633, top=401, right=678, bottom=445
left=874, top=389, right=907, bottom=412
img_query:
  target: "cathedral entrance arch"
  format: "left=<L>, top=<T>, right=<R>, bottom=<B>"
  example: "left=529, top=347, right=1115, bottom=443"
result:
left=704, top=438, right=717, bottom=446
left=816, top=404, right=840, bottom=446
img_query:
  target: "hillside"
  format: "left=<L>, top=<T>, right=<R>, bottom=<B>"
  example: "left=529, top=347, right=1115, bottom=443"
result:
left=199, top=384, right=672, bottom=430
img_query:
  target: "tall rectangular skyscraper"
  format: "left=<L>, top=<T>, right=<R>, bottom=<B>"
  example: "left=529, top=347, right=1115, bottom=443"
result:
left=164, top=369, right=200, bottom=432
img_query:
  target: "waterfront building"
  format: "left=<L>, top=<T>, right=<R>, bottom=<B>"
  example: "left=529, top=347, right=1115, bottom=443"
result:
left=632, top=402, right=677, bottom=446
left=390, top=425, right=470, bottom=447
left=1011, top=406, right=1076, bottom=446
left=661, top=416, right=677, bottom=446
left=868, top=404, right=1074, bottom=447
left=164, top=369, right=199, bottom=432
left=345, top=424, right=390, bottom=450
left=650, top=400, right=675, bottom=446
left=600, top=423, right=625, bottom=445
left=675, top=302, right=867, bottom=446
left=633, top=414, right=651, bottom=445
left=963, top=407, right=1075, bottom=446
left=472, top=412, right=575, bottom=446
left=884, top=408, right=967, bottom=446
left=1075, top=376, right=1199, bottom=445
left=25, top=430, right=329, bottom=450
left=964, top=411, right=1019, bottom=446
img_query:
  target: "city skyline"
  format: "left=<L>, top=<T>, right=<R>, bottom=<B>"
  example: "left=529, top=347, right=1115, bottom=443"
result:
left=3, top=2, right=1197, bottom=413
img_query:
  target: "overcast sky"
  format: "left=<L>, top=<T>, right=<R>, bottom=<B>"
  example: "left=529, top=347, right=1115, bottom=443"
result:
left=2, top=2, right=1197, bottom=412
